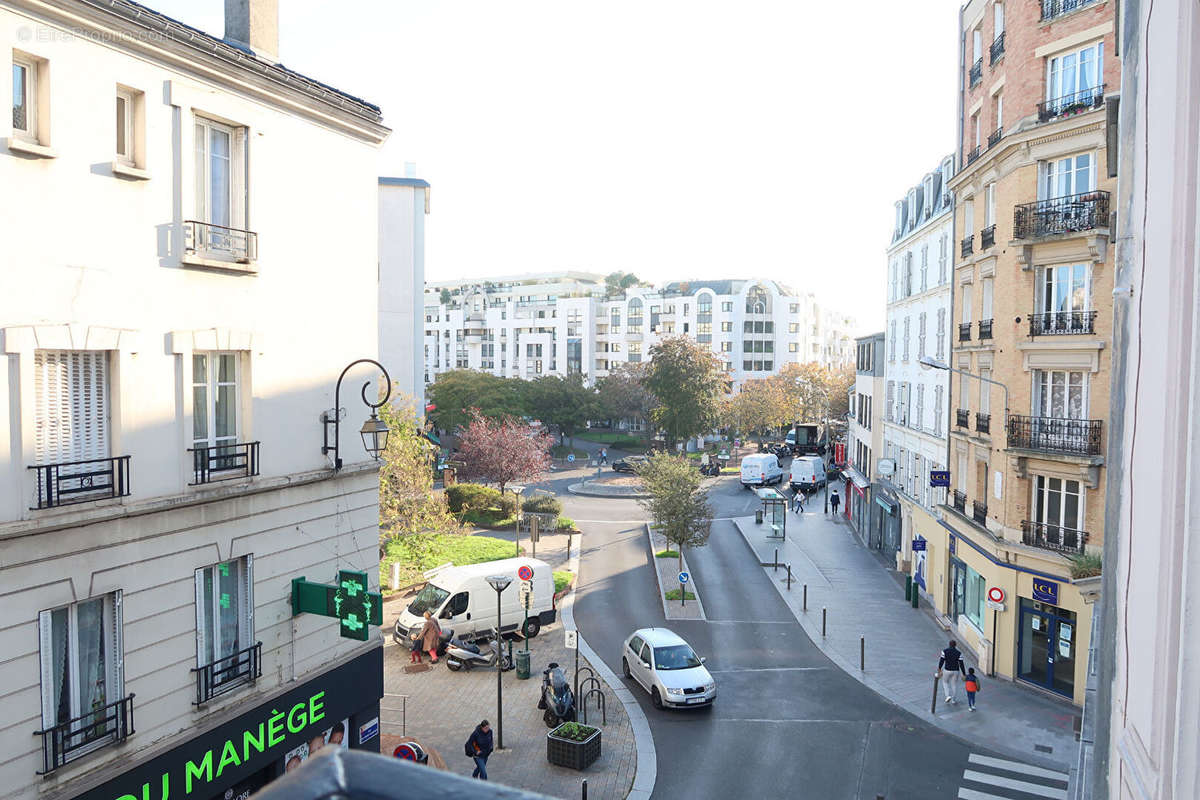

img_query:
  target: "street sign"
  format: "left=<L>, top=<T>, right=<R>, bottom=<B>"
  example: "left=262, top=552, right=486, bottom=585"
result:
left=877, top=458, right=896, bottom=477
left=564, top=630, right=578, bottom=650
left=517, top=565, right=534, bottom=581
left=929, top=470, right=951, bottom=487
left=291, top=570, right=382, bottom=641
left=987, top=586, right=1006, bottom=604
left=911, top=539, right=927, bottom=552
left=567, top=453, right=576, bottom=463
left=678, top=571, right=690, bottom=584
left=519, top=579, right=533, bottom=604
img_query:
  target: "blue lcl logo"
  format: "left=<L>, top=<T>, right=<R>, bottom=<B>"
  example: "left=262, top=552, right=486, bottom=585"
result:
left=1032, top=579, right=1059, bottom=604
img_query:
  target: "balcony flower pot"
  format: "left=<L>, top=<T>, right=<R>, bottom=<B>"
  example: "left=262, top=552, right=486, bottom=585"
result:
left=547, top=722, right=601, bottom=770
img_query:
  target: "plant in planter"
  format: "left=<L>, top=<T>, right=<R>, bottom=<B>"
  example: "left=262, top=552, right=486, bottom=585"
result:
left=547, top=721, right=601, bottom=770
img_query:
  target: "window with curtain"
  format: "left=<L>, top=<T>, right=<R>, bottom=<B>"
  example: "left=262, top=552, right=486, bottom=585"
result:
left=196, top=557, right=253, bottom=687
left=193, top=353, right=240, bottom=466
left=1038, top=264, right=1090, bottom=314
left=1047, top=41, right=1103, bottom=103
left=1044, top=153, right=1096, bottom=200
left=39, top=594, right=122, bottom=750
left=1034, top=370, right=1087, bottom=419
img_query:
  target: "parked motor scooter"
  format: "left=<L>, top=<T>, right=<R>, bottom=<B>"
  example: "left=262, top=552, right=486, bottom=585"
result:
left=445, top=630, right=513, bottom=672
left=537, top=662, right=576, bottom=727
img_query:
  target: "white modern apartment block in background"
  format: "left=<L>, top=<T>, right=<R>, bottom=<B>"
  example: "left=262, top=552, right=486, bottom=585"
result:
left=423, top=274, right=857, bottom=390
left=881, top=157, right=955, bottom=567
left=379, top=171, right=430, bottom=409
left=0, top=2, right=397, bottom=798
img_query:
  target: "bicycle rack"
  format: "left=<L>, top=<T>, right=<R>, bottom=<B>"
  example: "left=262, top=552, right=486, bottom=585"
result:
left=581, top=687, right=607, bottom=726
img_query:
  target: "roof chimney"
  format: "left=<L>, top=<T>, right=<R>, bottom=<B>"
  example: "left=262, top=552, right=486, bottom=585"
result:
left=224, top=0, right=279, bottom=63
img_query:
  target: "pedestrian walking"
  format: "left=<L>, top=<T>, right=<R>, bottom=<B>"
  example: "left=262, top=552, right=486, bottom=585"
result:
left=419, top=610, right=441, bottom=664
left=937, top=639, right=965, bottom=704
left=466, top=720, right=493, bottom=780
left=829, top=489, right=840, bottom=516
left=600, top=447, right=608, bottom=465
left=965, top=667, right=981, bottom=711
left=792, top=489, right=805, bottom=513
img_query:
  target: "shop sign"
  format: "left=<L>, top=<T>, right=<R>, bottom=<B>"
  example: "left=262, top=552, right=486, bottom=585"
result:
left=911, top=539, right=927, bottom=552
left=291, top=569, right=383, bottom=641
left=1032, top=578, right=1059, bottom=604
left=359, top=717, right=379, bottom=744
left=929, top=470, right=950, bottom=487
left=877, top=458, right=895, bottom=477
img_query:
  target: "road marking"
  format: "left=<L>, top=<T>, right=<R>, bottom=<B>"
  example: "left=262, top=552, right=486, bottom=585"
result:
left=967, top=754, right=1070, bottom=782
left=957, top=789, right=1018, bottom=800
left=571, top=519, right=650, bottom=524
left=702, top=619, right=797, bottom=625
left=961, top=770, right=1068, bottom=799
left=705, top=667, right=828, bottom=674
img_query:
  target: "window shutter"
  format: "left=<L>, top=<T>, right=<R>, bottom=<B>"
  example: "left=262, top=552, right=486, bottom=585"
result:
left=38, top=610, right=55, bottom=728
left=111, top=591, right=124, bottom=698
left=233, top=126, right=248, bottom=230
left=34, top=351, right=109, bottom=465
left=242, top=554, right=255, bottom=642
left=194, top=568, right=208, bottom=666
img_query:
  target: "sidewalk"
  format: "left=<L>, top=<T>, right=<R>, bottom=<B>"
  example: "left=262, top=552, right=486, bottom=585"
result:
left=732, top=508, right=1080, bottom=773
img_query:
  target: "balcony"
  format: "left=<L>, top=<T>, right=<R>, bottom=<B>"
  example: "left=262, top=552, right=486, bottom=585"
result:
left=1021, top=520, right=1089, bottom=554
left=969, top=58, right=982, bottom=88
left=961, top=234, right=974, bottom=258
left=965, top=145, right=982, bottom=166
left=981, top=224, right=996, bottom=249
left=978, top=319, right=993, bottom=340
left=1007, top=414, right=1104, bottom=456
left=183, top=220, right=258, bottom=264
left=1041, top=0, right=1101, bottom=21
left=1013, top=191, right=1110, bottom=239
left=192, top=642, right=263, bottom=705
left=952, top=489, right=967, bottom=513
left=189, top=442, right=261, bottom=485
left=35, top=694, right=135, bottom=774
left=972, top=501, right=988, bottom=526
left=987, top=127, right=1003, bottom=149
left=28, top=455, right=131, bottom=510
left=1038, top=85, right=1106, bottom=123
left=958, top=322, right=972, bottom=342
left=956, top=408, right=970, bottom=428
left=989, top=32, right=1005, bottom=64
left=1029, top=310, right=1097, bottom=336
left=975, top=412, right=991, bottom=434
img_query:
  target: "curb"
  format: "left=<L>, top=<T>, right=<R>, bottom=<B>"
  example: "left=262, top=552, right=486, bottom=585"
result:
left=567, top=481, right=650, bottom=499
left=644, top=524, right=706, bottom=621
left=561, top=535, right=656, bottom=800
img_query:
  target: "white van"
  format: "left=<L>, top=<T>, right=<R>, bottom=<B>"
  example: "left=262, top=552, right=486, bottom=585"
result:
left=789, top=455, right=827, bottom=492
left=394, top=557, right=556, bottom=644
left=740, top=453, right=785, bottom=489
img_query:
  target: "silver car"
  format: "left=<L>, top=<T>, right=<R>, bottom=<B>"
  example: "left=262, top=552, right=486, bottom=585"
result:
left=621, top=627, right=716, bottom=709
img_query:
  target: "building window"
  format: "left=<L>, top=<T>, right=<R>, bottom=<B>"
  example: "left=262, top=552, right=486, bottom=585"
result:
left=1033, top=476, right=1083, bottom=533
left=745, top=285, right=769, bottom=314
left=12, top=54, right=40, bottom=141
left=920, top=246, right=929, bottom=291
left=902, top=317, right=911, bottom=361
left=628, top=343, right=642, bottom=363
left=192, top=353, right=241, bottom=454
left=721, top=341, right=733, bottom=352
left=789, top=323, right=799, bottom=333
left=961, top=286, right=973, bottom=324
left=722, top=301, right=733, bottom=312
left=886, top=381, right=895, bottom=422
left=1043, top=152, right=1096, bottom=200
left=1047, top=42, right=1103, bottom=107
left=890, top=262, right=898, bottom=301
left=951, top=558, right=986, bottom=630
left=1037, top=263, right=1091, bottom=315
left=38, top=593, right=125, bottom=766
left=936, top=308, right=947, bottom=358
left=789, top=342, right=798, bottom=352
left=627, top=297, right=643, bottom=332
left=916, top=385, right=925, bottom=431
left=934, top=385, right=944, bottom=432
left=721, top=321, right=732, bottom=332
left=888, top=322, right=897, bottom=362
left=194, top=116, right=247, bottom=232
left=918, top=312, right=927, bottom=359
left=985, top=183, right=996, bottom=226
left=1033, top=370, right=1087, bottom=418
left=195, top=556, right=254, bottom=690
left=115, top=87, right=144, bottom=167
left=939, top=234, right=948, bottom=283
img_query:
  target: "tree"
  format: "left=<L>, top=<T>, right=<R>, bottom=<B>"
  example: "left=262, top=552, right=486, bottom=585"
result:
left=724, top=377, right=790, bottom=439
left=825, top=364, right=855, bottom=421
left=521, top=374, right=596, bottom=445
left=595, top=362, right=655, bottom=432
left=636, top=452, right=713, bottom=573
left=456, top=411, right=552, bottom=498
left=426, top=370, right=526, bottom=431
left=439, top=287, right=452, bottom=305
left=644, top=336, right=726, bottom=448
left=604, top=271, right=643, bottom=294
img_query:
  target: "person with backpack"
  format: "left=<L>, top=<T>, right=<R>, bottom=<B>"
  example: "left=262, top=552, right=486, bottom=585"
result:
left=937, top=639, right=965, bottom=704
left=965, top=667, right=981, bottom=711
left=829, top=489, right=841, bottom=516
left=466, top=720, right=493, bottom=780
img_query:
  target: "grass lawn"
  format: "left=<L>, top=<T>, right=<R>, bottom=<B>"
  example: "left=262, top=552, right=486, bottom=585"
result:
left=550, top=445, right=590, bottom=459
left=553, top=571, right=574, bottom=593
left=381, top=533, right=515, bottom=589
left=655, top=549, right=679, bottom=559
left=664, top=589, right=696, bottom=601
left=575, top=431, right=648, bottom=449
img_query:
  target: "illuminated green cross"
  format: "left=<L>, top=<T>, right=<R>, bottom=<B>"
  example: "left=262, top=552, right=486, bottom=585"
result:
left=289, top=569, right=383, bottom=641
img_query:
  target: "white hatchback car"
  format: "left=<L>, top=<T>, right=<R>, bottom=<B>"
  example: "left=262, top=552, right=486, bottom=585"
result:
left=621, top=628, right=716, bottom=709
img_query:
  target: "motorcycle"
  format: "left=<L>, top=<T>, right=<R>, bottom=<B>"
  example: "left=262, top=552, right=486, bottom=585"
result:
left=699, top=461, right=721, bottom=477
left=445, top=631, right=513, bottom=672
left=537, top=662, right=576, bottom=727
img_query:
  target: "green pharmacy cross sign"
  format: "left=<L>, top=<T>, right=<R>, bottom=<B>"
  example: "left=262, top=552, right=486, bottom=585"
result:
left=290, top=570, right=383, bottom=641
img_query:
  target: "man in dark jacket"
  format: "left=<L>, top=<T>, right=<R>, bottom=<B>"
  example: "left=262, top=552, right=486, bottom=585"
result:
left=468, top=720, right=493, bottom=780
left=937, top=639, right=965, bottom=704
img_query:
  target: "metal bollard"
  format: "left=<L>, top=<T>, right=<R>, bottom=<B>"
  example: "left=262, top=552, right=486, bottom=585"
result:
left=786, top=564, right=793, bottom=590
left=774, top=549, right=779, bottom=572
left=803, top=584, right=807, bottom=612
left=582, top=779, right=588, bottom=799
left=822, top=607, right=827, bottom=637
left=860, top=636, right=865, bottom=671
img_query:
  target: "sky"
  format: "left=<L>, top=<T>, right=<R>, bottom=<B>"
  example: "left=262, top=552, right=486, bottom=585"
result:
left=150, top=0, right=962, bottom=333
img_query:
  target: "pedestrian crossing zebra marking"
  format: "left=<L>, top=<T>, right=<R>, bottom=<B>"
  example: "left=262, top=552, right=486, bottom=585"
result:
left=957, top=752, right=1070, bottom=800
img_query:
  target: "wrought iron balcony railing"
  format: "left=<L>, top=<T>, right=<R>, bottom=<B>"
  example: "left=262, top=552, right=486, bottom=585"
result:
left=192, top=641, right=263, bottom=705
left=1041, top=0, right=1101, bottom=21
left=184, top=220, right=258, bottom=263
left=35, top=693, right=135, bottom=774
left=188, top=441, right=260, bottom=485
left=956, top=408, right=970, bottom=428
left=1007, top=414, right=1104, bottom=456
left=961, top=234, right=975, bottom=258
left=989, top=32, right=1006, bottom=64
left=1021, top=520, right=1089, bottom=554
left=1029, top=310, right=1098, bottom=336
left=976, top=412, right=991, bottom=433
left=981, top=224, right=996, bottom=249
left=1013, top=191, right=1110, bottom=239
left=1038, top=85, right=1106, bottom=123
left=988, top=127, right=1003, bottom=149
left=959, top=322, right=972, bottom=342
left=952, top=489, right=967, bottom=513
left=966, top=145, right=982, bottom=165
left=972, top=501, right=988, bottom=525
left=29, top=455, right=131, bottom=509
left=979, top=319, right=994, bottom=340
left=969, top=58, right=982, bottom=87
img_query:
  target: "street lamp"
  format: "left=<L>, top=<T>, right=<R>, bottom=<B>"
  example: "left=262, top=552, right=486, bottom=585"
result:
left=321, top=359, right=393, bottom=470
left=510, top=485, right=526, bottom=557
left=485, top=574, right=513, bottom=749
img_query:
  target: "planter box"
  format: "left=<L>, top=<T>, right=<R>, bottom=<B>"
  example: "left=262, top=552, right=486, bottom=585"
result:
left=546, top=724, right=601, bottom=770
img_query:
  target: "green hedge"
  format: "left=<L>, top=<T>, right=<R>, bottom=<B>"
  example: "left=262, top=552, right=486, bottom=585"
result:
left=522, top=495, right=563, bottom=515
left=445, top=484, right=517, bottom=516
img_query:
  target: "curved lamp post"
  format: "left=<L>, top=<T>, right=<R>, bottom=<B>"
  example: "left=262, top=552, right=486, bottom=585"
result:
left=485, top=574, right=513, bottom=749
left=321, top=359, right=393, bottom=470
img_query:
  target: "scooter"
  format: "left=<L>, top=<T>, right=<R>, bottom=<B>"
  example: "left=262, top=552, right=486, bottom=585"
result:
left=445, top=631, right=513, bottom=672
left=537, top=662, right=576, bottom=727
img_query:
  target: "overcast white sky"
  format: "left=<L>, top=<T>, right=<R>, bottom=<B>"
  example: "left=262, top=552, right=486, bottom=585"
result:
left=152, top=0, right=962, bottom=333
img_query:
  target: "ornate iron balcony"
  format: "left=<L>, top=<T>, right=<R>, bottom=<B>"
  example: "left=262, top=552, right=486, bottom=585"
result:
left=192, top=642, right=263, bottom=705
left=972, top=501, right=988, bottom=525
left=35, top=694, right=135, bottom=774
left=1041, top=0, right=1101, bottom=21
left=956, top=408, right=970, bottom=428
left=988, top=127, right=1003, bottom=149
left=28, top=455, right=131, bottom=509
left=979, top=319, right=994, bottom=340
left=990, top=32, right=1006, bottom=64
left=188, top=441, right=260, bottom=485
left=958, top=322, right=972, bottom=342
left=1007, top=414, right=1103, bottom=456
left=981, top=224, right=996, bottom=249
left=1013, top=191, right=1110, bottom=239
left=976, top=412, right=991, bottom=433
left=1021, top=520, right=1089, bottom=554
left=961, top=234, right=975, bottom=258
left=969, top=58, right=982, bottom=87
left=966, top=145, right=982, bottom=165
left=952, top=489, right=966, bottom=513
left=1038, top=85, right=1106, bottom=123
left=1029, top=310, right=1097, bottom=336
left=184, top=220, right=258, bottom=263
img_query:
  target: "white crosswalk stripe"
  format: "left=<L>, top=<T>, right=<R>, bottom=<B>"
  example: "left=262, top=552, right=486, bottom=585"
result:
left=957, top=752, right=1070, bottom=800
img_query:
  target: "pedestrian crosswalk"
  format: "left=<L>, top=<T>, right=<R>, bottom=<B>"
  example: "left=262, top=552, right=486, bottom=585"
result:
left=957, top=753, right=1071, bottom=799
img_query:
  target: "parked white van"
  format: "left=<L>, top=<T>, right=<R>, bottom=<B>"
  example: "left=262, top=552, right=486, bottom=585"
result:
left=789, top=455, right=827, bottom=492
left=740, top=453, right=785, bottom=489
left=393, top=557, right=556, bottom=645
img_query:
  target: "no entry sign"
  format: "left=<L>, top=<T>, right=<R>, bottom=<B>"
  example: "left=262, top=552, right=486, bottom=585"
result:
left=987, top=586, right=1005, bottom=604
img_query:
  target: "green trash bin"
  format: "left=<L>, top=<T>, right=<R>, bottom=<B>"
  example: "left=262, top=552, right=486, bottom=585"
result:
left=755, top=509, right=764, bottom=524
left=515, top=649, right=531, bottom=680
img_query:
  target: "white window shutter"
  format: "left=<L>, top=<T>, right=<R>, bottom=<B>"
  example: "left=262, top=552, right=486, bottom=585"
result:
left=233, top=127, right=248, bottom=230
left=111, top=591, right=124, bottom=698
left=242, top=554, right=255, bottom=641
left=38, top=610, right=55, bottom=728
left=194, top=568, right=208, bottom=666
left=33, top=351, right=109, bottom=465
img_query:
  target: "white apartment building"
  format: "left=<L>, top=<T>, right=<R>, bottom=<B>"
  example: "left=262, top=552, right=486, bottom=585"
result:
left=881, top=157, right=955, bottom=570
left=423, top=274, right=857, bottom=391
left=1, top=2, right=394, bottom=799
left=844, top=332, right=885, bottom=537
left=379, top=171, right=430, bottom=409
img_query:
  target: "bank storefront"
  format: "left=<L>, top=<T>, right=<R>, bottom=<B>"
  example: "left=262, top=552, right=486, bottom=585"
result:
left=844, top=467, right=871, bottom=536
left=869, top=481, right=901, bottom=562
left=76, top=646, right=383, bottom=800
